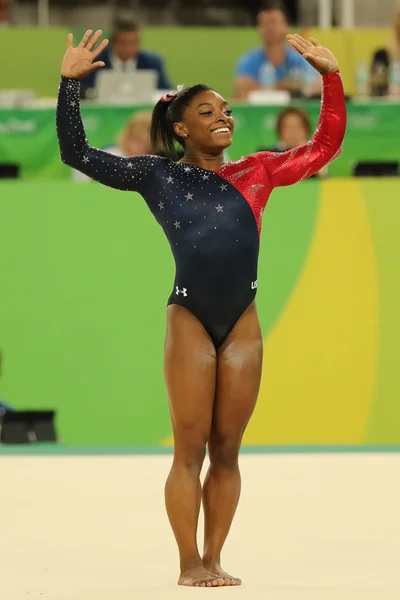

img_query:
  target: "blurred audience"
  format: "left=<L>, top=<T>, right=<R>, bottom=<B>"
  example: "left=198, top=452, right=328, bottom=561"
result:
left=234, top=2, right=319, bottom=100
left=0, top=0, right=11, bottom=27
left=263, top=107, right=328, bottom=178
left=80, top=19, right=172, bottom=100
left=370, top=1, right=400, bottom=97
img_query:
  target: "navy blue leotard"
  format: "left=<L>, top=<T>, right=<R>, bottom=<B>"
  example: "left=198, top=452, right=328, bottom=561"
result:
left=56, top=74, right=346, bottom=348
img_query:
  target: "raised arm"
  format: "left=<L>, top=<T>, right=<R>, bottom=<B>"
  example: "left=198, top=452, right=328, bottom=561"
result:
left=56, top=30, right=160, bottom=192
left=253, top=35, right=346, bottom=188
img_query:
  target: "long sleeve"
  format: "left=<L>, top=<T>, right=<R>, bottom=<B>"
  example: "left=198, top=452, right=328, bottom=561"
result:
left=253, top=72, right=347, bottom=188
left=56, top=77, right=160, bottom=193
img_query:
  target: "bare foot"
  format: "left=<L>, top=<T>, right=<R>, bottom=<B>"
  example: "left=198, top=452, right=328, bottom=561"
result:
left=203, top=561, right=242, bottom=586
left=178, top=565, right=225, bottom=587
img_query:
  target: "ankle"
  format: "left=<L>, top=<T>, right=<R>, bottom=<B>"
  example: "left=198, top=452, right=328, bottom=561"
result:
left=180, top=554, right=203, bottom=572
left=203, top=553, right=221, bottom=567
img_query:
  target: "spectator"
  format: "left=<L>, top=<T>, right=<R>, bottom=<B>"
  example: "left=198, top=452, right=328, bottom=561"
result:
left=234, top=2, right=318, bottom=100
left=263, top=107, right=328, bottom=178
left=370, top=1, right=400, bottom=97
left=80, top=19, right=172, bottom=100
left=0, top=0, right=11, bottom=27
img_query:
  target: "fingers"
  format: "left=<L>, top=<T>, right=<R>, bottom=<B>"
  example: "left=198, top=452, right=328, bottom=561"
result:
left=310, top=37, right=321, bottom=47
left=92, top=38, right=109, bottom=59
left=79, top=29, right=93, bottom=48
left=86, top=29, right=103, bottom=51
left=88, top=61, right=106, bottom=73
left=67, top=33, right=73, bottom=49
left=287, top=35, right=307, bottom=56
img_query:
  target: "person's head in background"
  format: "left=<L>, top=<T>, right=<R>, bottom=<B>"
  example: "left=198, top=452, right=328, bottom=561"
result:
left=276, top=107, right=311, bottom=149
left=117, top=111, right=152, bottom=156
left=111, top=19, right=141, bottom=62
left=257, top=2, right=290, bottom=49
left=0, top=0, right=11, bottom=26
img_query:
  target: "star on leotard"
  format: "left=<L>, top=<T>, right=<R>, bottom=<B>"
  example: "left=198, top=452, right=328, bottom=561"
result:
left=184, top=166, right=192, bottom=173
left=215, top=204, right=224, bottom=213
left=166, top=176, right=174, bottom=184
left=185, top=192, right=194, bottom=201
left=127, top=162, right=133, bottom=168
left=220, top=184, right=228, bottom=191
left=82, top=156, right=89, bottom=163
left=70, top=101, right=76, bottom=108
left=174, top=220, right=181, bottom=229
left=202, top=174, right=209, bottom=180
left=158, top=201, right=164, bottom=210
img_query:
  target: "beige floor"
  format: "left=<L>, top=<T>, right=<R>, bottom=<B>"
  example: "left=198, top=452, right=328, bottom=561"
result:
left=1, top=454, right=399, bottom=599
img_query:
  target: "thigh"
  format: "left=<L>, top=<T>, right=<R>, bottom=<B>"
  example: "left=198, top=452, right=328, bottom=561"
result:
left=212, top=302, right=263, bottom=441
left=165, top=305, right=217, bottom=447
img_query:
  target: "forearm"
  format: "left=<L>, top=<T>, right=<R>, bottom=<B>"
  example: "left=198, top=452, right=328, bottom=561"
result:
left=255, top=72, right=346, bottom=187
left=56, top=77, right=90, bottom=168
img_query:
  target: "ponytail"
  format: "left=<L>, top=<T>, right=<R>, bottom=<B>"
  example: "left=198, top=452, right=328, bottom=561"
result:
left=150, top=84, right=212, bottom=160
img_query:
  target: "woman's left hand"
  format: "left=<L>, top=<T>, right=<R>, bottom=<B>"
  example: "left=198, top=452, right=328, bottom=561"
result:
left=287, top=34, right=339, bottom=75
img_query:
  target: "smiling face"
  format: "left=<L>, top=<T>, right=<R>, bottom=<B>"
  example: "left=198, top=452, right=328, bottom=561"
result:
left=173, top=90, right=234, bottom=154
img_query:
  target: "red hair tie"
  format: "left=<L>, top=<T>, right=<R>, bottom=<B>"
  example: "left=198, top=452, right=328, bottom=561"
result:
left=160, top=85, right=183, bottom=103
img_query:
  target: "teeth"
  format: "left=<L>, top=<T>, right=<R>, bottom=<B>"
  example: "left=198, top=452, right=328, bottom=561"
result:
left=212, top=128, right=230, bottom=133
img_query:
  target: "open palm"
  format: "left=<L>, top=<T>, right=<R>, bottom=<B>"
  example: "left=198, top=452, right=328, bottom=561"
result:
left=287, top=34, right=339, bottom=75
left=61, top=29, right=109, bottom=80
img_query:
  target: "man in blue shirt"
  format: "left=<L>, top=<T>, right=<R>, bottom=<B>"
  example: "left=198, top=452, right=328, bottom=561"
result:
left=80, top=19, right=172, bottom=100
left=234, top=4, right=318, bottom=100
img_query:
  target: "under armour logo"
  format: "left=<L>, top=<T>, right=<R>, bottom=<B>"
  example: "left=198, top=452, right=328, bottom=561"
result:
left=251, top=280, right=258, bottom=289
left=176, top=286, right=188, bottom=297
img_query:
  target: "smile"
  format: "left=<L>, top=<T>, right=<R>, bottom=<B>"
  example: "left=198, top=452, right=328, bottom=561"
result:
left=211, top=127, right=231, bottom=134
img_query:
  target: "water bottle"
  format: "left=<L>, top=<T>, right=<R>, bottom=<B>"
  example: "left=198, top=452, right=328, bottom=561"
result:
left=260, top=62, right=276, bottom=90
left=355, top=61, right=370, bottom=98
left=389, top=59, right=400, bottom=97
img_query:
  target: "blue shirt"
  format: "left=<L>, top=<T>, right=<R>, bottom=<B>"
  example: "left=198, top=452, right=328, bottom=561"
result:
left=235, top=46, right=314, bottom=83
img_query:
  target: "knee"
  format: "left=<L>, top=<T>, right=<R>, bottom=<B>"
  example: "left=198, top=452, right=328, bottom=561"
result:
left=209, top=434, right=241, bottom=471
left=173, top=429, right=208, bottom=474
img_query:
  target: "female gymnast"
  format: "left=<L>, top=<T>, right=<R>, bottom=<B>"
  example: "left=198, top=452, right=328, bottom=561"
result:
left=57, top=30, right=346, bottom=588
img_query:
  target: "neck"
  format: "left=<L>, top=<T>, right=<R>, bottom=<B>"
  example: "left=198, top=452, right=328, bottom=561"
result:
left=180, top=150, right=226, bottom=172
left=265, top=42, right=286, bottom=64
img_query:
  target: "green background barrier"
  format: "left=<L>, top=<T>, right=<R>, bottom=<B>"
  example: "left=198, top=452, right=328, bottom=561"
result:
left=0, top=180, right=399, bottom=446
left=1, top=101, right=400, bottom=179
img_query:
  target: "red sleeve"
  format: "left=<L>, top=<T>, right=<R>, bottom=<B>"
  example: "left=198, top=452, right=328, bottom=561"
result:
left=252, top=72, right=347, bottom=188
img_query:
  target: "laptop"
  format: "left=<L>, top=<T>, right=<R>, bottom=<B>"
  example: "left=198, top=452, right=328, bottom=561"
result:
left=95, top=70, right=158, bottom=105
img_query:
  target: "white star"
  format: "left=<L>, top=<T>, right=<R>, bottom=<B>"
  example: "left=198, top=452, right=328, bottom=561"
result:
left=215, top=204, right=224, bottom=213
left=185, top=192, right=194, bottom=201
left=127, top=162, right=133, bottom=168
left=70, top=101, right=76, bottom=108
left=174, top=220, right=181, bottom=229
left=202, top=174, right=209, bottom=180
left=158, top=201, right=164, bottom=210
left=219, top=184, right=228, bottom=191
left=184, top=166, right=192, bottom=173
left=82, top=156, right=89, bottom=163
left=166, top=176, right=174, bottom=184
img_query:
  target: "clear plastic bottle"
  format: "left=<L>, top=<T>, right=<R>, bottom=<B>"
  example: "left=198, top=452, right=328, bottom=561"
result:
left=260, top=62, right=276, bottom=90
left=355, top=60, right=370, bottom=98
left=389, top=58, right=400, bottom=97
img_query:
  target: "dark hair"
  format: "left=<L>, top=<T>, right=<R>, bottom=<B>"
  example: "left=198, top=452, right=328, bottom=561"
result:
left=150, top=84, right=212, bottom=159
left=112, top=18, right=141, bottom=42
left=276, top=107, right=312, bottom=137
left=257, top=1, right=290, bottom=23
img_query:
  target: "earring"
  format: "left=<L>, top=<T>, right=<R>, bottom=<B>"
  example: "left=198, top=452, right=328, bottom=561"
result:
left=184, top=134, right=189, bottom=139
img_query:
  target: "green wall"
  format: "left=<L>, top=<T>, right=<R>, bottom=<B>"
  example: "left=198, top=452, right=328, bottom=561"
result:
left=1, top=180, right=399, bottom=446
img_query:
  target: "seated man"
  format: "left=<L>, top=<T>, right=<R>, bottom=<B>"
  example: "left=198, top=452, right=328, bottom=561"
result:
left=234, top=3, right=318, bottom=100
left=80, top=19, right=172, bottom=99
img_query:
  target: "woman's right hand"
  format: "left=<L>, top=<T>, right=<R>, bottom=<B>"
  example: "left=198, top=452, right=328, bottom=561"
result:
left=61, top=29, right=109, bottom=80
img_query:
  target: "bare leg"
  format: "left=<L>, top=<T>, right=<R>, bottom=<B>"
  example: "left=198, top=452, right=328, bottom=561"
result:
left=202, top=302, right=263, bottom=585
left=164, top=305, right=225, bottom=588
